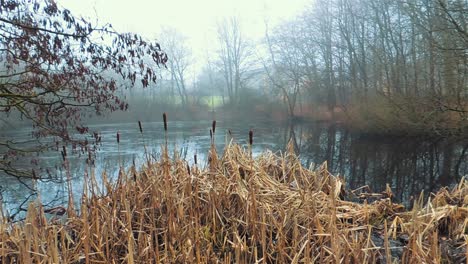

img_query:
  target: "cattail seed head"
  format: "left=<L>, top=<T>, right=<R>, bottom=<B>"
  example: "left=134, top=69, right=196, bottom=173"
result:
left=249, top=130, right=253, bottom=145
left=116, top=131, right=120, bottom=144
left=62, top=146, right=67, bottom=158
left=187, top=164, right=191, bottom=175
left=138, top=121, right=143, bottom=134
left=194, top=154, right=197, bottom=165
left=88, top=151, right=92, bottom=164
left=212, top=120, right=216, bottom=134
left=163, top=112, right=167, bottom=131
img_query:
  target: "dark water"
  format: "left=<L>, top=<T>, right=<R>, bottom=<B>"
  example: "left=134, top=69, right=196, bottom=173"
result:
left=0, top=119, right=467, bottom=217
left=287, top=123, right=467, bottom=204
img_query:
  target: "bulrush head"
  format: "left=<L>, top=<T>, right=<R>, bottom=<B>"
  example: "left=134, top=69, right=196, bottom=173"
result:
left=163, top=112, right=168, bottom=131
left=138, top=121, right=143, bottom=134
left=61, top=146, right=67, bottom=161
left=194, top=154, right=197, bottom=165
left=212, top=120, right=217, bottom=134
left=249, top=129, right=253, bottom=146
left=116, top=131, right=120, bottom=144
left=210, top=129, right=213, bottom=140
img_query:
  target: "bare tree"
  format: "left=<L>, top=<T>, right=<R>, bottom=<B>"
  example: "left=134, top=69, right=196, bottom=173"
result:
left=216, top=17, right=252, bottom=106
left=0, top=0, right=166, bottom=178
left=264, top=0, right=467, bottom=135
left=263, top=20, right=307, bottom=119
left=158, top=27, right=192, bottom=106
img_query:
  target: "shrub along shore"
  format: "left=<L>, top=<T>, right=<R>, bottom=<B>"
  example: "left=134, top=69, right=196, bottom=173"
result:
left=0, top=138, right=467, bottom=263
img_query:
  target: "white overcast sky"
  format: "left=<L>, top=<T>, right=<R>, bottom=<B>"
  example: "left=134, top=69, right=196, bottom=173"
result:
left=57, top=0, right=311, bottom=78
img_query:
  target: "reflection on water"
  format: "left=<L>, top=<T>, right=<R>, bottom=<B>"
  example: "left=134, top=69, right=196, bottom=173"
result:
left=284, top=122, right=467, bottom=204
left=0, top=120, right=467, bottom=216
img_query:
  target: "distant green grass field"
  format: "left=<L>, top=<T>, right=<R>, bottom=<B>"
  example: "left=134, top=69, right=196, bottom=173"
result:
left=129, top=95, right=225, bottom=108
left=199, top=96, right=224, bottom=108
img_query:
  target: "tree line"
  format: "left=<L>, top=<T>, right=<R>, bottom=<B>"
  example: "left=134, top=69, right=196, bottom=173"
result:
left=156, top=0, right=466, bottom=135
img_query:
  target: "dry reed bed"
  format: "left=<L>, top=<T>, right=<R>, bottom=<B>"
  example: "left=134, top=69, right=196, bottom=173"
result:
left=0, top=143, right=467, bottom=263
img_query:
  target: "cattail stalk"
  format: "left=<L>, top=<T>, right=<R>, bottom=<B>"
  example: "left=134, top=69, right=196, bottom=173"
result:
left=87, top=151, right=92, bottom=164
left=138, top=121, right=150, bottom=164
left=163, top=112, right=168, bottom=132
left=163, top=112, right=168, bottom=148
left=138, top=121, right=143, bottom=134
left=226, top=129, right=233, bottom=146
left=249, top=129, right=253, bottom=159
left=117, top=131, right=122, bottom=168
left=61, top=146, right=67, bottom=161
left=61, top=145, right=75, bottom=217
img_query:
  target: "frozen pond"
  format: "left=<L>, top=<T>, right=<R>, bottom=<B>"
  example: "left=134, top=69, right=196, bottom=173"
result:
left=0, top=119, right=466, bottom=218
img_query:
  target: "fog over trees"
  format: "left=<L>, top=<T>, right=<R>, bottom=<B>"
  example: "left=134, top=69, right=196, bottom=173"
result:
left=265, top=0, right=467, bottom=134
left=127, top=0, right=466, bottom=135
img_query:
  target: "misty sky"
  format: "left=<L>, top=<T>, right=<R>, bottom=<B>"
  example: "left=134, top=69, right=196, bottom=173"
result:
left=58, top=0, right=310, bottom=76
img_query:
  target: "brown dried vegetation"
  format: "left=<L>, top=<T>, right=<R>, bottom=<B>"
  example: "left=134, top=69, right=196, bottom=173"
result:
left=0, top=141, right=466, bottom=263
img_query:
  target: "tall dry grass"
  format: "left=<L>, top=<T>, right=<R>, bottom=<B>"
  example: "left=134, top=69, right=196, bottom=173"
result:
left=0, top=126, right=466, bottom=263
